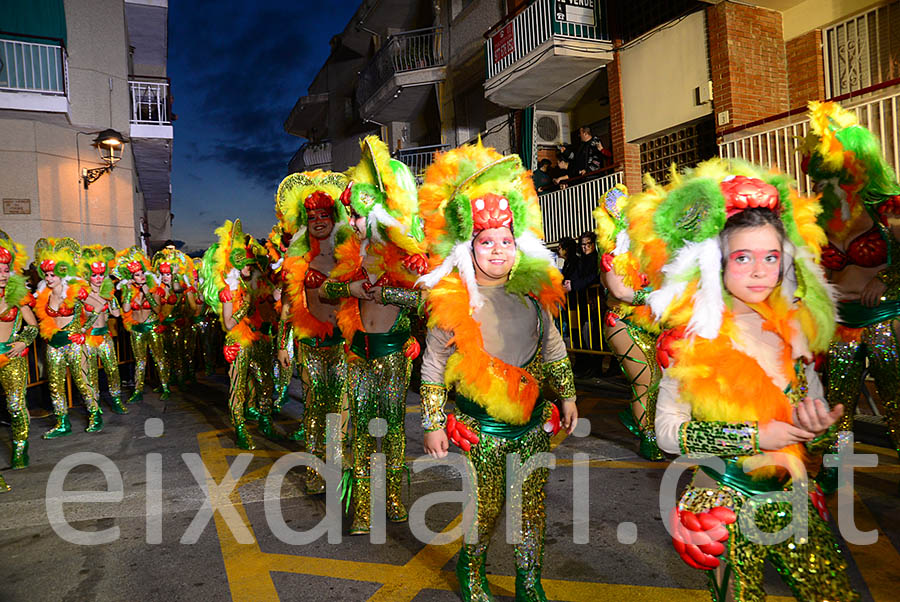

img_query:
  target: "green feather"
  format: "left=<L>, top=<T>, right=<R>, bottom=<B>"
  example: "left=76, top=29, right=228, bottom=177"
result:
left=654, top=178, right=726, bottom=253
left=199, top=244, right=222, bottom=314
left=99, top=277, right=114, bottom=299
left=505, top=253, right=552, bottom=299
left=4, top=273, right=27, bottom=307
left=507, top=190, right=528, bottom=234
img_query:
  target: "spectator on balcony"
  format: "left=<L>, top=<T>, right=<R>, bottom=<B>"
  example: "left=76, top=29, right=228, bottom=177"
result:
left=574, top=126, right=612, bottom=176
left=532, top=159, right=554, bottom=193
left=552, top=145, right=577, bottom=190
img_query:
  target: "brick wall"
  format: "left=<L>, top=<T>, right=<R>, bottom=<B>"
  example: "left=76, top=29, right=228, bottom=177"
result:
left=707, top=2, right=789, bottom=134
left=787, top=29, right=825, bottom=108
left=607, top=51, right=642, bottom=192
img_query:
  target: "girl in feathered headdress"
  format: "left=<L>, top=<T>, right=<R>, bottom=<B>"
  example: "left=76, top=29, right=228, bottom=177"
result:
left=152, top=247, right=198, bottom=387
left=322, top=136, right=427, bottom=534
left=0, top=230, right=38, bottom=471
left=799, top=101, right=900, bottom=492
left=33, top=238, right=103, bottom=437
left=200, top=219, right=274, bottom=450
left=113, top=246, right=170, bottom=402
left=276, top=169, right=350, bottom=491
left=79, top=244, right=128, bottom=415
left=645, top=158, right=857, bottom=601
left=593, top=183, right=665, bottom=460
left=416, top=141, right=577, bottom=602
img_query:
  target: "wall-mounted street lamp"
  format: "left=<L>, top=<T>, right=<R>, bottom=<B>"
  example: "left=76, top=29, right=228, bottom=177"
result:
left=82, top=129, right=128, bottom=189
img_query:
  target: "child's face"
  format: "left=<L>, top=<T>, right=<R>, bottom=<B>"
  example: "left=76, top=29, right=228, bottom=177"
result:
left=723, top=224, right=782, bottom=306
left=472, top=227, right=516, bottom=285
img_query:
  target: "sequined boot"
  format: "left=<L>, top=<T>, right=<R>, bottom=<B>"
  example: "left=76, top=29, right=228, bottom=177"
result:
left=0, top=474, right=9, bottom=493
left=128, top=389, right=144, bottom=404
left=456, top=545, right=494, bottom=602
left=257, top=414, right=283, bottom=441
left=514, top=565, right=547, bottom=602
left=287, top=423, right=306, bottom=445
left=158, top=384, right=171, bottom=401
left=43, top=414, right=71, bottom=439
left=85, top=408, right=104, bottom=433
left=386, top=466, right=408, bottom=522
left=244, top=405, right=261, bottom=422
left=306, top=466, right=326, bottom=495
left=110, top=395, right=129, bottom=414
left=638, top=429, right=664, bottom=461
left=234, top=424, right=256, bottom=450
left=11, top=440, right=28, bottom=470
left=349, top=475, right=371, bottom=535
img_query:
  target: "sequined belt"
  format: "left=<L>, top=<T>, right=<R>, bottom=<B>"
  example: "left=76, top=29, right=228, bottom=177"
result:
left=700, top=459, right=790, bottom=497
left=837, top=299, right=900, bottom=329
left=300, top=327, right=343, bottom=348
left=132, top=321, right=157, bottom=334
left=350, top=329, right=409, bottom=360
left=91, top=326, right=109, bottom=336
left=49, top=331, right=73, bottom=348
left=455, top=394, right=546, bottom=440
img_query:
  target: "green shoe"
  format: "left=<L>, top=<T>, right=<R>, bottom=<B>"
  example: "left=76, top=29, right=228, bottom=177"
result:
left=287, top=425, right=306, bottom=444
left=816, top=465, right=838, bottom=495
left=43, top=414, right=72, bottom=439
left=638, top=431, right=665, bottom=461
left=85, top=408, right=104, bottom=433
left=128, top=390, right=144, bottom=404
left=618, top=408, right=641, bottom=437
left=159, top=384, right=171, bottom=401
left=235, top=424, right=256, bottom=450
left=244, top=405, right=261, bottom=423
left=11, top=440, right=29, bottom=470
left=110, top=396, right=129, bottom=415
left=456, top=546, right=494, bottom=602
left=257, top=415, right=283, bottom=441
left=514, top=565, right=547, bottom=602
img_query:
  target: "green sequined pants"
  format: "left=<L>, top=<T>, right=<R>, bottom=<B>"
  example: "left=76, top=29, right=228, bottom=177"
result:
left=275, top=330, right=295, bottom=403
left=250, top=338, right=275, bottom=414
left=46, top=342, right=98, bottom=415
left=0, top=355, right=30, bottom=441
left=457, top=413, right=551, bottom=601
left=228, top=344, right=253, bottom=430
left=164, top=323, right=188, bottom=383
left=88, top=333, right=121, bottom=399
left=347, top=349, right=411, bottom=490
left=300, top=341, right=345, bottom=462
left=131, top=328, right=170, bottom=392
left=827, top=319, right=900, bottom=455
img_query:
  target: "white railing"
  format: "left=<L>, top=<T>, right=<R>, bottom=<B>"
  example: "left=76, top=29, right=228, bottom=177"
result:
left=302, top=141, right=332, bottom=169
left=540, top=171, right=622, bottom=244
left=718, top=90, right=900, bottom=196
left=0, top=38, right=66, bottom=94
left=129, top=80, right=170, bottom=125
left=823, top=2, right=900, bottom=98
left=396, top=144, right=448, bottom=178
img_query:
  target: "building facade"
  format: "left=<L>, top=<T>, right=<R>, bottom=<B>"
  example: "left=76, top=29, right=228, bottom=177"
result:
left=0, top=0, right=173, bottom=254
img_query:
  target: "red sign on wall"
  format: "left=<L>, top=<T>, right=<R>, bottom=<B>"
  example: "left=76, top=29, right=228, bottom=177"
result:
left=492, top=22, right=515, bottom=64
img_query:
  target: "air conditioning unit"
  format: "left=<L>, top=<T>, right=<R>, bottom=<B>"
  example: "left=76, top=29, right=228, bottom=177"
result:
left=534, top=110, right=570, bottom=146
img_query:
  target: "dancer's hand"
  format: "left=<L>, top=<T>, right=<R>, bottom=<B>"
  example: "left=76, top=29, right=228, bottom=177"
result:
left=277, top=348, right=291, bottom=370
left=424, top=429, right=449, bottom=459
left=758, top=420, right=814, bottom=450
left=9, top=342, right=27, bottom=356
left=561, top=400, right=578, bottom=434
left=348, top=280, right=373, bottom=300
left=860, top=277, right=887, bottom=307
left=793, top=398, right=843, bottom=437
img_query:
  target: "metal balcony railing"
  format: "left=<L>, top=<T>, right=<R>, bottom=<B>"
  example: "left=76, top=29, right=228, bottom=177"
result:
left=539, top=171, right=623, bottom=245
left=396, top=143, right=448, bottom=179
left=485, top=0, right=609, bottom=81
left=0, top=37, right=66, bottom=94
left=356, top=27, right=444, bottom=106
left=301, top=141, right=332, bottom=170
left=129, top=79, right=171, bottom=125
left=718, top=89, right=900, bottom=196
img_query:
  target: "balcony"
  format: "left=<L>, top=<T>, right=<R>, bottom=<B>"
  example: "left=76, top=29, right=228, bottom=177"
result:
left=0, top=37, right=68, bottom=112
left=395, top=143, right=448, bottom=182
left=290, top=141, right=332, bottom=173
left=129, top=79, right=173, bottom=139
left=539, top=171, right=622, bottom=245
left=356, top=27, right=445, bottom=124
left=483, top=0, right=613, bottom=111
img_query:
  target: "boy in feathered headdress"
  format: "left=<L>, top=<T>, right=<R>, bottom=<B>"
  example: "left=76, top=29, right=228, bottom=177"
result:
left=646, top=159, right=857, bottom=601
left=113, top=246, right=171, bottom=402
left=0, top=230, right=38, bottom=469
left=33, top=238, right=103, bottom=437
left=80, top=244, right=128, bottom=415
left=593, top=184, right=665, bottom=460
left=200, top=219, right=275, bottom=449
left=799, top=101, right=900, bottom=492
left=323, top=136, right=428, bottom=533
left=417, top=142, right=578, bottom=602
left=277, top=170, right=350, bottom=492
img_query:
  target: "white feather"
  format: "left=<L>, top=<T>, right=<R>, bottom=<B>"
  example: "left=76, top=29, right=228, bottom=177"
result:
left=225, top=268, right=241, bottom=290
left=648, top=241, right=707, bottom=319
left=780, top=240, right=798, bottom=303
left=687, top=238, right=724, bottom=339
left=37, top=281, right=47, bottom=293
left=516, top=231, right=555, bottom=264
left=613, top=230, right=631, bottom=256
left=416, top=241, right=484, bottom=309
left=270, top=257, right=284, bottom=271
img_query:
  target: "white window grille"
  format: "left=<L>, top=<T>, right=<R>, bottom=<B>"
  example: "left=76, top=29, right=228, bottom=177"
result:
left=824, top=1, right=900, bottom=98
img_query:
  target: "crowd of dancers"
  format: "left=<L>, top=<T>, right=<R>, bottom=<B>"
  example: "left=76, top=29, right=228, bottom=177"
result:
left=2, top=101, right=898, bottom=601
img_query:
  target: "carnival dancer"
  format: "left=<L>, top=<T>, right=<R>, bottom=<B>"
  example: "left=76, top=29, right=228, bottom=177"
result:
left=0, top=230, right=38, bottom=468
left=648, top=159, right=858, bottom=601
left=33, top=238, right=103, bottom=437
left=278, top=170, right=350, bottom=491
left=799, top=101, right=900, bottom=492
left=594, top=184, right=664, bottom=460
left=244, top=252, right=280, bottom=439
left=417, top=142, right=578, bottom=602
left=266, top=224, right=295, bottom=414
left=325, top=137, right=427, bottom=532
left=152, top=248, right=195, bottom=388
left=192, top=257, right=218, bottom=376
left=201, top=219, right=274, bottom=450
left=113, top=247, right=171, bottom=402
left=81, top=245, right=128, bottom=415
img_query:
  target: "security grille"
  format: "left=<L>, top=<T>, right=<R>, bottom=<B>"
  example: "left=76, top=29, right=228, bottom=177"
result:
left=639, top=117, right=715, bottom=185
left=824, top=1, right=900, bottom=97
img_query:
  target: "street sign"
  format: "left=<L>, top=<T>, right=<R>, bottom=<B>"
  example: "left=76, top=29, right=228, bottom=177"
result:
left=492, top=22, right=515, bottom=64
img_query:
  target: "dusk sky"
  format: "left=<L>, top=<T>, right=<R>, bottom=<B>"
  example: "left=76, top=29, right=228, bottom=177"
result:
left=168, top=1, right=360, bottom=254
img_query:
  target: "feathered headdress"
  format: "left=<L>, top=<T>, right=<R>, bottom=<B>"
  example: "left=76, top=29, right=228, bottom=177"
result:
left=199, top=219, right=256, bottom=316
left=417, top=140, right=562, bottom=311
left=113, top=247, right=155, bottom=283
left=639, top=158, right=835, bottom=350
left=0, top=229, right=30, bottom=307
left=79, top=245, right=117, bottom=299
left=34, top=237, right=82, bottom=293
left=799, top=101, right=900, bottom=238
left=152, top=247, right=194, bottom=286
left=276, top=170, right=349, bottom=239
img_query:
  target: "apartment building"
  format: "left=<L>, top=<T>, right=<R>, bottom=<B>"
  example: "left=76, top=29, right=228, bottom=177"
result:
left=0, top=0, right=173, bottom=254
